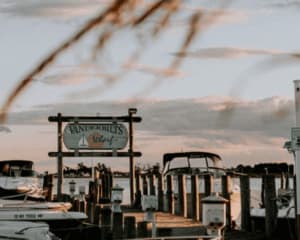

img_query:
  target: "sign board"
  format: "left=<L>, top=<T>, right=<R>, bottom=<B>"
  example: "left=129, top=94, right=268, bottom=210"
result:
left=63, top=123, right=128, bottom=150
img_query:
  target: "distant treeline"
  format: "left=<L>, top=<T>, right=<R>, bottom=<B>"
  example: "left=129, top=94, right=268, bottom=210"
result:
left=233, top=163, right=294, bottom=176
left=63, top=162, right=129, bottom=178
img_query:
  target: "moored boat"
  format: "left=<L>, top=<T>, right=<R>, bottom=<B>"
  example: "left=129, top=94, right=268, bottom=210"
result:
left=0, top=221, right=59, bottom=240
left=0, top=160, right=44, bottom=200
left=162, top=151, right=241, bottom=226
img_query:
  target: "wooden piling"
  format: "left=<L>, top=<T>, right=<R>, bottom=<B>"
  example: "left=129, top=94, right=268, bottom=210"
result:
left=88, top=181, right=99, bottom=204
left=87, top=202, right=94, bottom=223
left=100, top=207, right=112, bottom=239
left=112, top=212, right=123, bottom=239
left=261, top=176, right=265, bottom=208
left=191, top=175, right=199, bottom=221
left=149, top=174, right=156, bottom=195
left=93, top=204, right=101, bottom=225
left=166, top=175, right=174, bottom=214
left=264, top=175, right=277, bottom=240
left=135, top=169, right=142, bottom=208
left=79, top=199, right=87, bottom=213
left=124, top=216, right=136, bottom=239
left=142, top=175, right=148, bottom=195
left=240, top=175, right=251, bottom=231
left=157, top=173, right=164, bottom=211
left=222, top=174, right=232, bottom=229
left=177, top=174, right=187, bottom=218
left=285, top=172, right=290, bottom=189
left=137, top=221, right=152, bottom=238
left=280, top=173, right=284, bottom=189
left=204, top=174, right=213, bottom=196
left=43, top=174, right=54, bottom=201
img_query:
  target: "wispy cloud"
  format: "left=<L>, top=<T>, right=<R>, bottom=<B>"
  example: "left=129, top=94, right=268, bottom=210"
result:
left=7, top=96, right=293, bottom=138
left=263, top=0, right=300, bottom=9
left=175, top=47, right=284, bottom=59
left=0, top=0, right=107, bottom=20
left=123, top=62, right=186, bottom=78
left=2, top=96, right=294, bottom=169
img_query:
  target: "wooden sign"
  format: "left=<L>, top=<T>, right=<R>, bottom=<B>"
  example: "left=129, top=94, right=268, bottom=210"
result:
left=63, top=123, right=128, bottom=150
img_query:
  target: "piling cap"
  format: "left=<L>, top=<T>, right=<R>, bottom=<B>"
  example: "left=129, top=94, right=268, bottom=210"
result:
left=201, top=192, right=228, bottom=204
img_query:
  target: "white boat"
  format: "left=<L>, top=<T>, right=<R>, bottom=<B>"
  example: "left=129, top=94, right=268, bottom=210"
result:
left=251, top=188, right=295, bottom=219
left=0, top=199, right=72, bottom=210
left=0, top=160, right=44, bottom=200
left=162, top=151, right=241, bottom=226
left=0, top=221, right=59, bottom=240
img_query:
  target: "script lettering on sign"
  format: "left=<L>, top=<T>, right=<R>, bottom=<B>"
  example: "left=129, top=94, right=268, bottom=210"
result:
left=63, top=123, right=129, bottom=150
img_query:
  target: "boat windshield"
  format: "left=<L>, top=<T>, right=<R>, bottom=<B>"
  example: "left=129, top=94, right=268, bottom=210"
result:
left=163, top=152, right=225, bottom=176
left=0, top=161, right=38, bottom=177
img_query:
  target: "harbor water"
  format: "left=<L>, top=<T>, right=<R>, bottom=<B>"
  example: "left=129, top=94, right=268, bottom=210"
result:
left=51, top=176, right=293, bottom=207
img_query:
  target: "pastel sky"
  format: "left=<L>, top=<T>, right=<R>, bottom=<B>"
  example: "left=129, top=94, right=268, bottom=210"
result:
left=0, top=0, right=299, bottom=173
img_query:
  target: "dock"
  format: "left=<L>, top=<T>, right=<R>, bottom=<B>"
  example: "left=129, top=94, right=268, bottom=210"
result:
left=42, top=162, right=295, bottom=240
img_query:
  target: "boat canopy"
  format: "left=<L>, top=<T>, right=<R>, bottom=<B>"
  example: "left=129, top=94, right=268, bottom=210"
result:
left=0, top=160, right=37, bottom=177
left=163, top=151, right=224, bottom=176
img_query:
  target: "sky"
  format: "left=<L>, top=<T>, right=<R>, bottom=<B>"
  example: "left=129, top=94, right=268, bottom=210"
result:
left=0, top=0, right=300, bottom=173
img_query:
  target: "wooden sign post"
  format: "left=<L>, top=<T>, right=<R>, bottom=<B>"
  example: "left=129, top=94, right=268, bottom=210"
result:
left=48, top=109, right=142, bottom=202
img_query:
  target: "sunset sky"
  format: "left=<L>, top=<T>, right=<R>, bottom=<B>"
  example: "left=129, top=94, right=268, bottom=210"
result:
left=0, top=0, right=299, bottom=173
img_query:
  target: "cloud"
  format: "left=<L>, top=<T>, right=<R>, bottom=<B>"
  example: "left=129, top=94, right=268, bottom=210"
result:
left=0, top=0, right=107, bottom=20
left=123, top=62, right=186, bottom=78
left=6, top=96, right=294, bottom=138
left=175, top=47, right=284, bottom=59
left=263, top=0, right=300, bottom=9
left=2, top=96, right=294, bottom=169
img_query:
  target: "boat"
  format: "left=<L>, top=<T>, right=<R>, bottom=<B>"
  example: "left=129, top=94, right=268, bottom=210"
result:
left=250, top=187, right=295, bottom=238
left=162, top=151, right=241, bottom=226
left=0, top=199, right=72, bottom=210
left=0, top=201, right=88, bottom=239
left=0, top=221, right=59, bottom=240
left=163, top=151, right=226, bottom=177
left=0, top=160, right=44, bottom=200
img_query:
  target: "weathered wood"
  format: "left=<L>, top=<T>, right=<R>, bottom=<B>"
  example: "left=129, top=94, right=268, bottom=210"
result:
left=285, top=172, right=290, bottom=189
left=240, top=175, right=251, bottom=231
left=79, top=199, right=87, bottom=213
left=72, top=199, right=80, bottom=212
left=204, top=175, right=213, bottom=196
left=177, top=175, right=187, bottom=218
left=49, top=151, right=142, bottom=157
left=149, top=174, right=156, bottom=195
left=166, top=175, right=175, bottom=214
left=222, top=174, right=232, bottom=229
left=261, top=176, right=265, bottom=208
left=100, top=207, right=112, bottom=239
left=124, top=216, right=136, bottom=239
left=57, top=113, right=63, bottom=201
left=280, top=173, right=284, bottom=189
left=191, top=175, right=199, bottom=221
left=43, top=174, right=54, bottom=201
left=112, top=212, right=124, bottom=239
left=137, top=221, right=152, bottom=238
left=93, top=204, right=101, bottom=225
left=135, top=169, right=142, bottom=208
left=88, top=181, right=99, bottom=204
left=157, top=173, right=164, bottom=211
left=87, top=202, right=94, bottom=223
left=129, top=108, right=136, bottom=207
left=48, top=115, right=142, bottom=122
left=142, top=175, right=148, bottom=195
left=264, top=175, right=277, bottom=240
left=108, top=171, right=113, bottom=199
